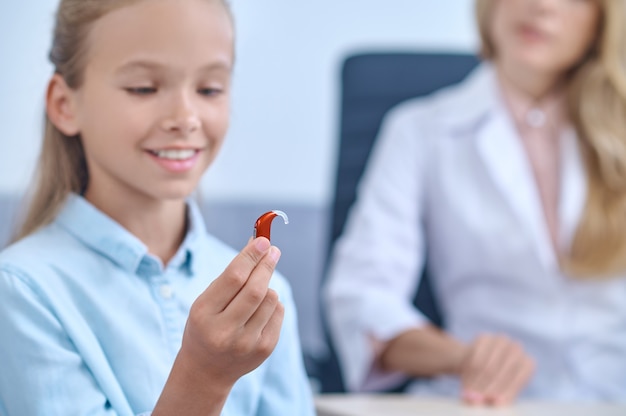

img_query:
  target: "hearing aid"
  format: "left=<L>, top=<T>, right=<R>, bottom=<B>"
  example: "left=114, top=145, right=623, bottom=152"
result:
left=253, top=210, right=289, bottom=241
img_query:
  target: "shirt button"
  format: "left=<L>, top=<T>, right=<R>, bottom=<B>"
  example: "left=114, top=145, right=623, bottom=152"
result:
left=159, top=284, right=174, bottom=299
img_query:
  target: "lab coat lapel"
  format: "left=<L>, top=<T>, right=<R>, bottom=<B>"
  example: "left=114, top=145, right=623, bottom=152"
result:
left=475, top=108, right=558, bottom=271
left=559, top=127, right=587, bottom=252
left=441, top=62, right=560, bottom=270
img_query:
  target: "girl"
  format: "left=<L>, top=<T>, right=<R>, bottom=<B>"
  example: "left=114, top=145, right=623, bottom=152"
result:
left=0, top=0, right=314, bottom=415
left=325, top=0, right=626, bottom=406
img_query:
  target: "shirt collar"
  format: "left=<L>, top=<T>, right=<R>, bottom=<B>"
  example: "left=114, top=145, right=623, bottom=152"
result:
left=55, top=193, right=206, bottom=277
left=171, top=198, right=205, bottom=276
left=497, top=69, right=566, bottom=133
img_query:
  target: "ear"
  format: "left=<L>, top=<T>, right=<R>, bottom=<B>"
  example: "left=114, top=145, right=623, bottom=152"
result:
left=46, top=73, right=80, bottom=136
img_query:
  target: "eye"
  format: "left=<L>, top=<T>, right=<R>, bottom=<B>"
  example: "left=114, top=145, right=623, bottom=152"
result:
left=125, top=87, right=157, bottom=95
left=198, top=87, right=223, bottom=97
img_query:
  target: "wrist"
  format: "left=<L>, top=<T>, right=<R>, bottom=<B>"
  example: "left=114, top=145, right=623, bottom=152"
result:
left=444, top=341, right=468, bottom=376
left=174, top=346, right=234, bottom=397
left=152, top=350, right=234, bottom=416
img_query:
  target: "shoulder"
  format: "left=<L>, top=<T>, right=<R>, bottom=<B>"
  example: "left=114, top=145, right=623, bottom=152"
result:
left=382, top=62, right=498, bottom=136
left=0, top=223, right=77, bottom=281
left=0, top=223, right=85, bottom=305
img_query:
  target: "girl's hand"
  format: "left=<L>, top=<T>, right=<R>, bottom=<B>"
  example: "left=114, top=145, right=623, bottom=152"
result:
left=459, top=334, right=535, bottom=406
left=180, top=237, right=284, bottom=388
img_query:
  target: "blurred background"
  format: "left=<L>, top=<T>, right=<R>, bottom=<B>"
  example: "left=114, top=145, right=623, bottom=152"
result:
left=0, top=0, right=478, bottom=390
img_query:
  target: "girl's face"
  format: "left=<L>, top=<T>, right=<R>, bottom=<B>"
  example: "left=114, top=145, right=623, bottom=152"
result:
left=70, top=0, right=233, bottom=203
left=489, top=0, right=601, bottom=77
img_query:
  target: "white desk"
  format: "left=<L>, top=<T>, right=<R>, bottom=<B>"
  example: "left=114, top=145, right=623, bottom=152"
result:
left=315, top=394, right=626, bottom=416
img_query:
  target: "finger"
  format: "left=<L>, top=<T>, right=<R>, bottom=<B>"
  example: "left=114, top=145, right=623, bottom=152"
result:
left=461, top=335, right=497, bottom=389
left=461, top=390, right=486, bottom=406
left=461, top=335, right=504, bottom=405
left=256, top=301, right=285, bottom=357
left=481, top=343, right=525, bottom=400
left=468, top=336, right=511, bottom=394
left=461, top=350, right=490, bottom=404
left=244, top=289, right=280, bottom=329
left=202, top=237, right=271, bottom=314
left=223, top=246, right=281, bottom=323
left=233, top=294, right=285, bottom=362
left=489, top=357, right=535, bottom=406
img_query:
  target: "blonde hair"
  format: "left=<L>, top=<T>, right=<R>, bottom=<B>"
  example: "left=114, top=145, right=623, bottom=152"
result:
left=15, top=0, right=232, bottom=241
left=476, top=0, right=626, bottom=278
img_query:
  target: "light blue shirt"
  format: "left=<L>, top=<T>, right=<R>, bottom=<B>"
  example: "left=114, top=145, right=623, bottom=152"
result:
left=0, top=194, right=315, bottom=416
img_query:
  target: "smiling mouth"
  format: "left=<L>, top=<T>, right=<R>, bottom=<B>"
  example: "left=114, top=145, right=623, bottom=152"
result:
left=518, top=23, right=549, bottom=42
left=147, top=149, right=199, bottom=160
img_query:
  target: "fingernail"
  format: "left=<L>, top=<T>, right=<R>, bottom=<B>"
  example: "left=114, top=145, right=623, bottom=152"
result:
left=254, top=237, right=271, bottom=252
left=269, top=246, right=281, bottom=263
left=492, top=396, right=508, bottom=407
left=462, top=390, right=478, bottom=399
left=462, top=390, right=483, bottom=404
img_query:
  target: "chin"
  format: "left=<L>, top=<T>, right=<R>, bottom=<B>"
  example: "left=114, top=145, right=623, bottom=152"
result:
left=154, top=183, right=199, bottom=201
left=511, top=53, right=558, bottom=75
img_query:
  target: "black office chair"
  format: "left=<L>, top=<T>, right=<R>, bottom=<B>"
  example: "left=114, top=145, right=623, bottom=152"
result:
left=316, top=51, right=480, bottom=393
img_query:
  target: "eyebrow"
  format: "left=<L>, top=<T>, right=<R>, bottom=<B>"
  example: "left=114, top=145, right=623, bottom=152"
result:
left=115, top=61, right=163, bottom=74
left=114, top=59, right=233, bottom=75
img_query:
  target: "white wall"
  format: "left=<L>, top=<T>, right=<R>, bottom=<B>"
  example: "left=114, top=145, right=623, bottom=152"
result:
left=0, top=1, right=58, bottom=195
left=0, top=0, right=478, bottom=206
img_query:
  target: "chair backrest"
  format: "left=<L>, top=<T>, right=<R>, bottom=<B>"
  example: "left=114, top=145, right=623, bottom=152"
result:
left=331, top=52, right=480, bottom=249
left=319, top=52, right=480, bottom=392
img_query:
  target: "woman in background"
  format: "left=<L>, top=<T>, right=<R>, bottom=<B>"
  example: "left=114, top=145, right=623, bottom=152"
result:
left=325, top=0, right=626, bottom=406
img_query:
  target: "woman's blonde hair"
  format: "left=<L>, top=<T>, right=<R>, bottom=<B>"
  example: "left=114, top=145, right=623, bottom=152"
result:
left=476, top=0, right=626, bottom=278
left=15, top=0, right=232, bottom=241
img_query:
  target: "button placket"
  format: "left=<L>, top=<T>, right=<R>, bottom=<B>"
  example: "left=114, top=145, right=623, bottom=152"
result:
left=152, top=273, right=184, bottom=359
left=159, top=283, right=174, bottom=299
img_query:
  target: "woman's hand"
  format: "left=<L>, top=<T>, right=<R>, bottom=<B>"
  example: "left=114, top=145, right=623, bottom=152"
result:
left=180, top=236, right=284, bottom=387
left=459, top=334, right=535, bottom=406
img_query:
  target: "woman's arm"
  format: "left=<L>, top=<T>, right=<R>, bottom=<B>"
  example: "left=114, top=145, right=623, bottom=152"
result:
left=381, top=326, right=535, bottom=406
left=380, top=326, right=466, bottom=377
left=324, top=102, right=432, bottom=392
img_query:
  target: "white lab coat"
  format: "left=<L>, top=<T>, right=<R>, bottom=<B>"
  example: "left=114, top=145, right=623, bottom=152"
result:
left=324, top=63, right=626, bottom=402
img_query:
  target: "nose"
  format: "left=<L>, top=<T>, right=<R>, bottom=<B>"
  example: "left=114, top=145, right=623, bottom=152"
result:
left=527, top=0, right=558, bottom=14
left=161, top=92, right=201, bottom=135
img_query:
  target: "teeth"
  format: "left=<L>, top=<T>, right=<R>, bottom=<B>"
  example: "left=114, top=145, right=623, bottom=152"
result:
left=153, top=149, right=196, bottom=160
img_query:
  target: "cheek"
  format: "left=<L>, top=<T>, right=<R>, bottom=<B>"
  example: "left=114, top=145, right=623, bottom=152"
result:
left=566, top=3, right=601, bottom=51
left=488, top=3, right=516, bottom=54
left=206, top=105, right=231, bottom=144
left=560, top=16, right=598, bottom=63
left=78, top=87, right=150, bottom=146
